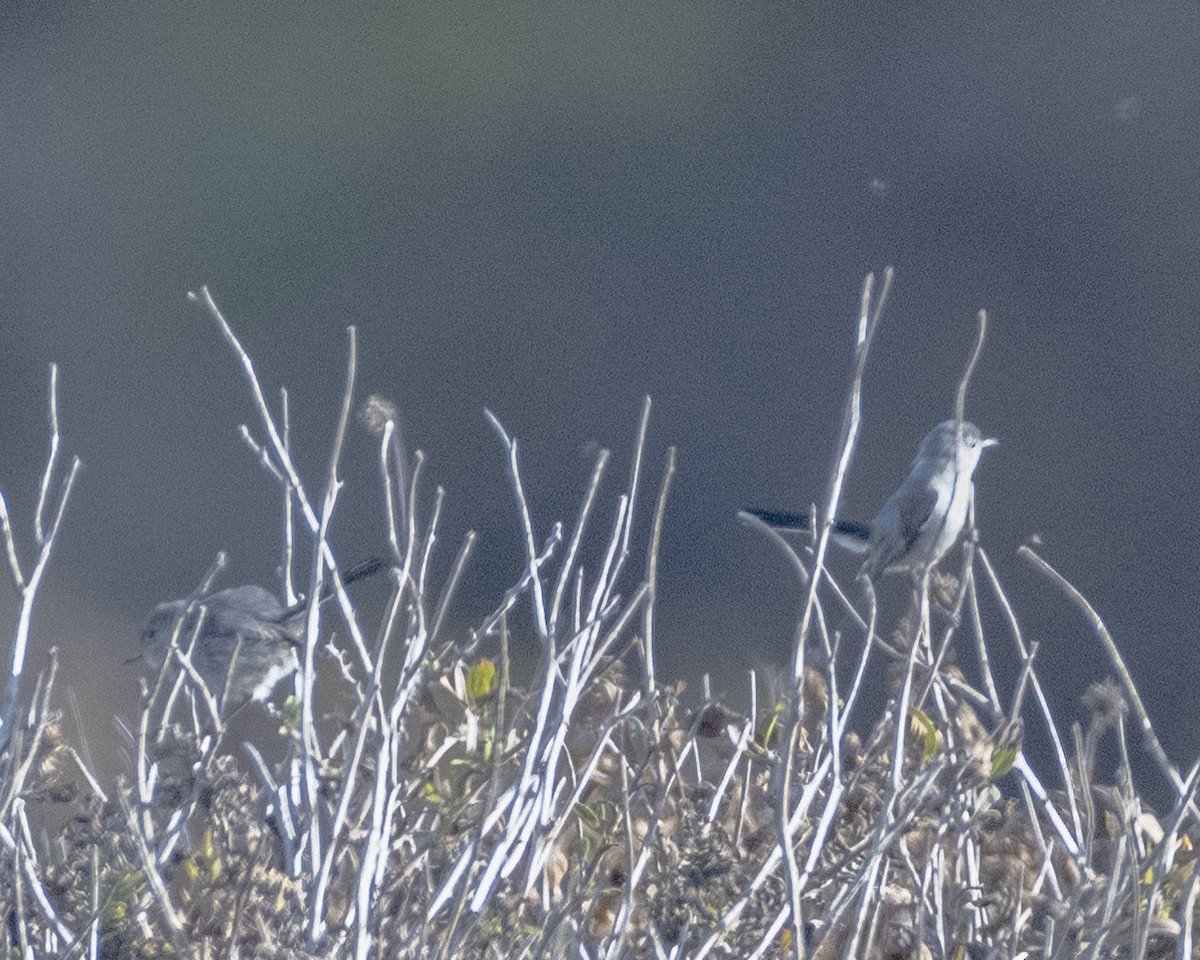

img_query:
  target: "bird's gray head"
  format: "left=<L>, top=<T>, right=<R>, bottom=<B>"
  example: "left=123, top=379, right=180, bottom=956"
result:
left=916, top=420, right=998, bottom=476
left=138, top=599, right=191, bottom=671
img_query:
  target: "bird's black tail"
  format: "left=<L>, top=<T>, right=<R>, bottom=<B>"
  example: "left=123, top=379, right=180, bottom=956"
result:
left=283, top=558, right=390, bottom=619
left=740, top=508, right=872, bottom=547
left=341, top=556, right=389, bottom=588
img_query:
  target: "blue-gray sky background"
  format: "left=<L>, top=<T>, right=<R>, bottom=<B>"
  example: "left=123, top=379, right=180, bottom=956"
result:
left=2, top=2, right=1198, bottom=797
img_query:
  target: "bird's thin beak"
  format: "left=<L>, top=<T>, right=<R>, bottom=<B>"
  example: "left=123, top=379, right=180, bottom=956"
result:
left=982, top=437, right=999, bottom=449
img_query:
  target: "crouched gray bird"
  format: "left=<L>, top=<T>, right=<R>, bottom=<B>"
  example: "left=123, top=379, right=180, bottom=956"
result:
left=137, top=557, right=387, bottom=706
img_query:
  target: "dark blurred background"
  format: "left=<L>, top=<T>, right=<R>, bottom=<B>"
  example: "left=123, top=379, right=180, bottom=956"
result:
left=2, top=3, right=1198, bottom=799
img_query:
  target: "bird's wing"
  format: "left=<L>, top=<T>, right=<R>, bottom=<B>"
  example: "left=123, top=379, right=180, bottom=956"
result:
left=205, top=587, right=299, bottom=645
left=868, top=482, right=940, bottom=575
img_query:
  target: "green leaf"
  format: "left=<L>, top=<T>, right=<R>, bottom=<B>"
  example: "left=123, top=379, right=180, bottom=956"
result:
left=574, top=802, right=601, bottom=829
left=466, top=659, right=497, bottom=701
left=991, top=744, right=1020, bottom=778
left=908, top=707, right=940, bottom=760
left=282, top=695, right=302, bottom=727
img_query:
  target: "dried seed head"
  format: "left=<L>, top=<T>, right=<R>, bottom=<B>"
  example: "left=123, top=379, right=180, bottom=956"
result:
left=1081, top=677, right=1128, bottom=730
left=359, top=394, right=399, bottom=434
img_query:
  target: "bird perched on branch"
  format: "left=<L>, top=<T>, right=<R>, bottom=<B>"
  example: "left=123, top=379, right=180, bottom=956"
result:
left=743, top=420, right=997, bottom=580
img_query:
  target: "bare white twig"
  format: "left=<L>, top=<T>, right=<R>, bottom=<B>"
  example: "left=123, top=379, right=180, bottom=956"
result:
left=0, top=364, right=81, bottom=751
left=775, top=267, right=892, bottom=958
left=1020, top=544, right=1188, bottom=802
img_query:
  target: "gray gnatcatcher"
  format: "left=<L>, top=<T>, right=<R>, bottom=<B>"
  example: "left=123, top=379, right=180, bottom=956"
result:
left=743, top=420, right=998, bottom=579
left=137, top=557, right=388, bottom=706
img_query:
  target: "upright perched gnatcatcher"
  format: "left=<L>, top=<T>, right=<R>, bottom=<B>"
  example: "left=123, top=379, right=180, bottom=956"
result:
left=744, top=420, right=998, bottom=579
left=137, top=557, right=388, bottom=706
